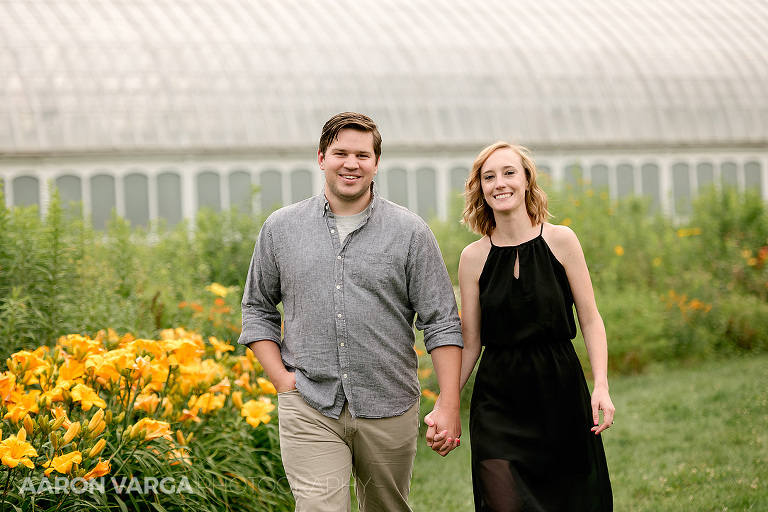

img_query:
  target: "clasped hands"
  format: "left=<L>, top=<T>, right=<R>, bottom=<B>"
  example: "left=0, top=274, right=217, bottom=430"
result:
left=424, top=405, right=461, bottom=457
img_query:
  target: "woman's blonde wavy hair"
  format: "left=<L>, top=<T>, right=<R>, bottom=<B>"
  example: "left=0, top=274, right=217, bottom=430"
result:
left=462, top=141, right=550, bottom=236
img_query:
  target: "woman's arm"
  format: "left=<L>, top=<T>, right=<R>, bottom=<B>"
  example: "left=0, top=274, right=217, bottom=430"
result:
left=548, top=224, right=615, bottom=434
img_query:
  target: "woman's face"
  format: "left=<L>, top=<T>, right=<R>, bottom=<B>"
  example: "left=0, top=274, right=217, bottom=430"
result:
left=480, top=147, right=528, bottom=214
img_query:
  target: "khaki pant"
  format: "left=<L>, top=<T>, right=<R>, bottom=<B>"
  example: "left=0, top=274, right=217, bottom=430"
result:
left=277, top=389, right=419, bottom=512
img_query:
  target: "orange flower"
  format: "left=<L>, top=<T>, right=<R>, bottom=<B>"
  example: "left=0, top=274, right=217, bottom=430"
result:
left=83, top=458, right=111, bottom=480
left=132, top=418, right=173, bottom=443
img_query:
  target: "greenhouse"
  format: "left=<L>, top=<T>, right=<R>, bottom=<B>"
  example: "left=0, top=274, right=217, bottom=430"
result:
left=1, top=0, right=767, bottom=227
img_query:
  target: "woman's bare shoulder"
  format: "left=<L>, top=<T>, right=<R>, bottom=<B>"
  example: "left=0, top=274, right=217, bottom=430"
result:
left=460, top=237, right=492, bottom=273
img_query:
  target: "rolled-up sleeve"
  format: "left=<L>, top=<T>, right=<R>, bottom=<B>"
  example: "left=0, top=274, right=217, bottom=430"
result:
left=238, top=219, right=283, bottom=346
left=407, top=225, right=464, bottom=353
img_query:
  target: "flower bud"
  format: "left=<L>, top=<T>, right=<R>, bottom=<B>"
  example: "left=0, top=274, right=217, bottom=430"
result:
left=62, top=422, right=81, bottom=445
left=50, top=431, right=60, bottom=451
left=115, top=411, right=125, bottom=424
left=176, top=429, right=186, bottom=446
left=105, top=410, right=113, bottom=425
left=91, top=420, right=106, bottom=437
left=23, top=415, right=35, bottom=438
left=87, top=438, right=107, bottom=458
left=129, top=422, right=142, bottom=439
left=88, top=409, right=105, bottom=433
left=50, top=415, right=67, bottom=431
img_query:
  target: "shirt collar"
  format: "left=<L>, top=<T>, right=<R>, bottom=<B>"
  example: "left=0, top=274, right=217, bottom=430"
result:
left=319, top=182, right=379, bottom=218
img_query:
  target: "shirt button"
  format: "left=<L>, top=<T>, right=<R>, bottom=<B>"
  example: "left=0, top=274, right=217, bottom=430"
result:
left=337, top=255, right=342, bottom=260
left=340, top=342, right=345, bottom=347
left=336, top=285, right=341, bottom=289
left=343, top=374, right=348, bottom=379
left=331, top=229, right=336, bottom=233
left=337, top=313, right=342, bottom=318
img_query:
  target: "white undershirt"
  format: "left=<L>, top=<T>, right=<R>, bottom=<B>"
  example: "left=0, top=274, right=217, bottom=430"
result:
left=334, top=208, right=368, bottom=244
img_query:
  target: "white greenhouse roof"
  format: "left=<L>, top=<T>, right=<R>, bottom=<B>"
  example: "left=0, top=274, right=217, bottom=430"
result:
left=1, top=0, right=767, bottom=154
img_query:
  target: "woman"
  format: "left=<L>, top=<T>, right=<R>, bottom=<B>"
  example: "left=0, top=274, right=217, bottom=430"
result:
left=429, top=141, right=614, bottom=511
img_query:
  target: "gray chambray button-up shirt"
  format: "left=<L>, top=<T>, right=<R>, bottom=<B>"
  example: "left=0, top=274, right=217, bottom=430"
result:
left=238, top=184, right=463, bottom=419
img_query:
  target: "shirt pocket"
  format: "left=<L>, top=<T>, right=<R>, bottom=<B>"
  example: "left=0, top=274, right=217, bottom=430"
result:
left=350, top=252, right=399, bottom=291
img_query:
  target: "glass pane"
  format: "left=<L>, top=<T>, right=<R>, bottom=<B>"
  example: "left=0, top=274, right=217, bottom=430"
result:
left=616, top=164, right=634, bottom=198
left=13, top=175, right=40, bottom=207
left=90, top=174, right=115, bottom=230
left=696, top=162, right=714, bottom=190
left=641, top=163, right=660, bottom=213
left=124, top=173, right=149, bottom=227
left=229, top=170, right=252, bottom=212
left=590, top=164, right=609, bottom=191
left=386, top=168, right=409, bottom=208
left=563, top=164, right=582, bottom=190
left=450, top=166, right=469, bottom=192
left=744, top=162, right=761, bottom=192
left=290, top=169, right=313, bottom=204
left=55, top=175, right=82, bottom=206
left=672, top=163, right=691, bottom=215
left=721, top=162, right=738, bottom=189
left=416, top=168, right=437, bottom=220
left=197, top=171, right=221, bottom=211
left=157, top=171, right=182, bottom=226
left=259, top=170, right=282, bottom=213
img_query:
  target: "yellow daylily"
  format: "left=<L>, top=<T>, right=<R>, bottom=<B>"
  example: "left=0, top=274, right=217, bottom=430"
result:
left=188, top=393, right=225, bottom=414
left=209, top=336, right=235, bottom=358
left=134, top=393, right=161, bottom=414
left=132, top=418, right=173, bottom=443
left=205, top=282, right=229, bottom=298
left=240, top=398, right=275, bottom=428
left=43, top=451, right=82, bottom=476
left=257, top=377, right=276, bottom=395
left=0, top=429, right=38, bottom=469
left=70, top=383, right=106, bottom=411
left=208, top=377, right=231, bottom=395
left=3, top=390, right=41, bottom=422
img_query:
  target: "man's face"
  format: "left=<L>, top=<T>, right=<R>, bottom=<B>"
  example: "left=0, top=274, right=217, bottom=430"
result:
left=319, top=128, right=379, bottom=212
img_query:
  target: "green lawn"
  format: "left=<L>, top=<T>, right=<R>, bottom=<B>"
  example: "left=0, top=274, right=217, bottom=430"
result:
left=394, top=355, right=768, bottom=511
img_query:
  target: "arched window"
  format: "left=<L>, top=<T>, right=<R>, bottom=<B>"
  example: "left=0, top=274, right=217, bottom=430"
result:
left=259, top=170, right=282, bottom=213
left=386, top=168, right=409, bottom=208
left=55, top=175, right=82, bottom=206
left=744, top=162, right=762, bottom=192
left=290, top=169, right=313, bottom=204
left=229, top=170, right=252, bottom=212
left=124, top=172, right=149, bottom=227
left=450, top=166, right=469, bottom=193
left=157, top=171, right=183, bottom=226
left=641, top=163, right=660, bottom=213
left=721, top=162, right=738, bottom=188
left=12, top=175, right=39, bottom=207
left=197, top=171, right=221, bottom=211
left=563, top=164, right=582, bottom=190
left=590, top=164, right=609, bottom=191
left=416, top=168, right=437, bottom=220
left=91, top=174, right=116, bottom=230
left=672, top=163, right=691, bottom=215
left=616, top=164, right=634, bottom=198
left=696, top=162, right=714, bottom=191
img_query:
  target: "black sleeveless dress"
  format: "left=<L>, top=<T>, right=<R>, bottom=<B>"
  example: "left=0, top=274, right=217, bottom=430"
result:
left=469, top=226, right=612, bottom=511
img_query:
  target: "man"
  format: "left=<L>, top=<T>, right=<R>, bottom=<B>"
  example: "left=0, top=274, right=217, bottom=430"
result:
left=238, top=112, right=462, bottom=511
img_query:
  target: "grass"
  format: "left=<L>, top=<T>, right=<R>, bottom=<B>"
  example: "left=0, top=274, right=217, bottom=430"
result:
left=378, top=354, right=768, bottom=511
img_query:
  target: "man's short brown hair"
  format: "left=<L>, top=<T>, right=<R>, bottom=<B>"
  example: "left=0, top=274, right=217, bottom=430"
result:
left=319, top=112, right=382, bottom=162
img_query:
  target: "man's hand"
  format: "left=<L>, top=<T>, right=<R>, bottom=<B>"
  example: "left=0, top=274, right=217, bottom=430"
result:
left=424, top=406, right=461, bottom=457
